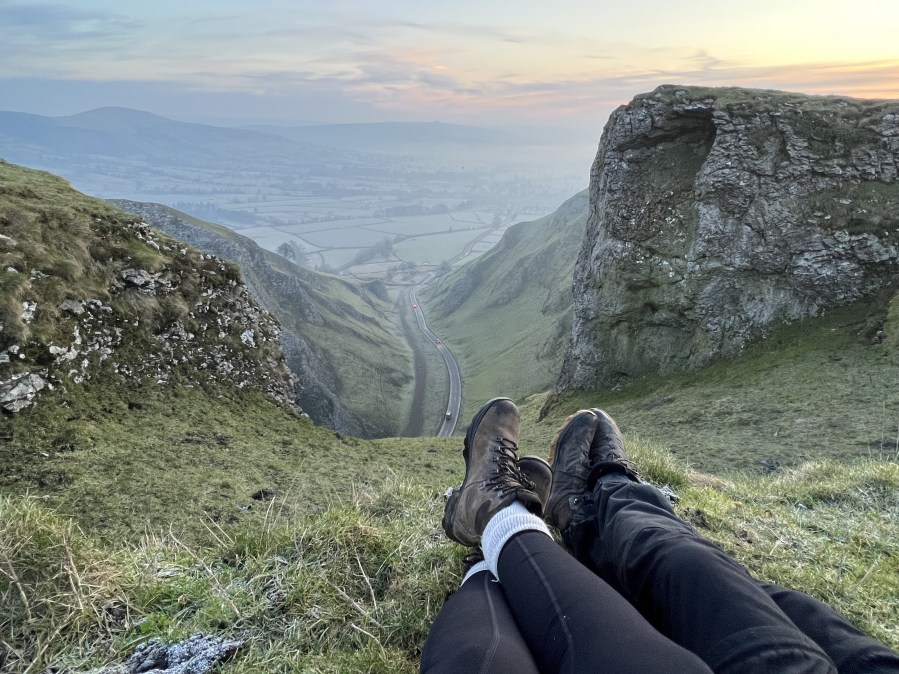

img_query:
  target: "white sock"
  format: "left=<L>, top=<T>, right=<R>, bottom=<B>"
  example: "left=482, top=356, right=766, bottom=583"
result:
left=481, top=501, right=551, bottom=578
left=461, top=560, right=491, bottom=585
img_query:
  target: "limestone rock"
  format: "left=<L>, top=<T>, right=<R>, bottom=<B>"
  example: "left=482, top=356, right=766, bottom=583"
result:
left=88, top=633, right=243, bottom=674
left=20, top=301, right=37, bottom=323
left=0, top=371, right=48, bottom=412
left=59, top=299, right=86, bottom=315
left=559, top=86, right=899, bottom=391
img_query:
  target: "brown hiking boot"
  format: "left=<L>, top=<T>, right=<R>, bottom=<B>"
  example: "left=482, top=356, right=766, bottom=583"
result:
left=442, top=398, right=542, bottom=546
left=546, top=410, right=601, bottom=532
left=518, top=456, right=553, bottom=507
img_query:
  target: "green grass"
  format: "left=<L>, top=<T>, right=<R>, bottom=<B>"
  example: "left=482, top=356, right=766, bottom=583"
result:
left=423, top=192, right=586, bottom=422
left=393, top=229, right=486, bottom=265
left=0, top=378, right=459, bottom=543
left=4, top=443, right=897, bottom=672
left=531, top=300, right=899, bottom=476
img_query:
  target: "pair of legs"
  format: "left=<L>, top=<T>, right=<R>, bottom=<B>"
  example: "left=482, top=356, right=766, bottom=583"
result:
left=422, top=526, right=711, bottom=673
left=422, top=399, right=899, bottom=673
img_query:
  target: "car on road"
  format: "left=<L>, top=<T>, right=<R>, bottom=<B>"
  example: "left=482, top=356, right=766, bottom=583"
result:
left=412, top=303, right=418, bottom=309
left=445, top=411, right=452, bottom=420
left=436, top=339, right=442, bottom=345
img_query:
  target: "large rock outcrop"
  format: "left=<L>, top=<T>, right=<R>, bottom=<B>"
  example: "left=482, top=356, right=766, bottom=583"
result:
left=559, top=85, right=899, bottom=390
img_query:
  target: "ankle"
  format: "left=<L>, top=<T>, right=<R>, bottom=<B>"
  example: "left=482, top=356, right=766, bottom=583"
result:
left=481, top=501, right=551, bottom=578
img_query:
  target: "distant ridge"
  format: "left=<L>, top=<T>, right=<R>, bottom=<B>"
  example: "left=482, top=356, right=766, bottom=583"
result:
left=0, top=107, right=366, bottom=166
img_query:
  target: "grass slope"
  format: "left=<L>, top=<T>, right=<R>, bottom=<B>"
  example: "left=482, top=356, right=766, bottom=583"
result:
left=4, top=437, right=897, bottom=672
left=423, top=191, right=587, bottom=421
left=3, top=311, right=898, bottom=670
left=536, top=299, right=899, bottom=476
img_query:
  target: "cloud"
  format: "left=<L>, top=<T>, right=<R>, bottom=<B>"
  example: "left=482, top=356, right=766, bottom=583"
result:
left=0, top=0, right=136, bottom=40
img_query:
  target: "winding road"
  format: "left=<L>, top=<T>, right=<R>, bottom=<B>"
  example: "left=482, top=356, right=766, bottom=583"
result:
left=407, top=281, right=461, bottom=437
left=399, top=217, right=517, bottom=436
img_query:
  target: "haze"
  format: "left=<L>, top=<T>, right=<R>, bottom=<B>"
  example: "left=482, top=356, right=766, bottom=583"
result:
left=2, top=0, right=898, bottom=275
left=2, top=0, right=897, bottom=141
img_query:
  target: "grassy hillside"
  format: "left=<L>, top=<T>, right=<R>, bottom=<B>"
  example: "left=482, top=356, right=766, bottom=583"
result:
left=2, top=162, right=897, bottom=672
left=3, top=315, right=898, bottom=670
left=4, top=429, right=896, bottom=672
left=423, top=191, right=587, bottom=421
left=112, top=200, right=413, bottom=438
left=535, top=297, right=899, bottom=476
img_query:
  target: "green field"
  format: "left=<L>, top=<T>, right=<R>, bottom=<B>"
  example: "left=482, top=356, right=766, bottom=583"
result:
left=394, top=229, right=485, bottom=264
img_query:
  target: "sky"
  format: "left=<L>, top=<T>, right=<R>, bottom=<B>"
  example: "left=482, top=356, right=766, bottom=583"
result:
left=1, top=0, right=898, bottom=142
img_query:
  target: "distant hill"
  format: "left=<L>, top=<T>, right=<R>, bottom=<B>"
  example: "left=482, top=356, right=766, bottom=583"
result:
left=0, top=106, right=367, bottom=169
left=112, top=200, right=413, bottom=437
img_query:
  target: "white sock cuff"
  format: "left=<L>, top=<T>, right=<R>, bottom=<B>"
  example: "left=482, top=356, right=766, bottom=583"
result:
left=461, top=560, right=491, bottom=585
left=481, top=501, right=551, bottom=578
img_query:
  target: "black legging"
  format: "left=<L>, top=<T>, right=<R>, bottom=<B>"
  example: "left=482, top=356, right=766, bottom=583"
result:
left=423, top=477, right=899, bottom=673
left=420, top=569, right=539, bottom=673
left=422, top=531, right=712, bottom=674
left=568, top=474, right=899, bottom=674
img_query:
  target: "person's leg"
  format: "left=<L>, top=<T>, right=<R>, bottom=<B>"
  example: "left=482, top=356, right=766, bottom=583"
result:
left=761, top=583, right=899, bottom=674
left=481, top=516, right=713, bottom=674
left=587, top=476, right=837, bottom=674
left=420, top=564, right=539, bottom=674
left=548, top=408, right=840, bottom=674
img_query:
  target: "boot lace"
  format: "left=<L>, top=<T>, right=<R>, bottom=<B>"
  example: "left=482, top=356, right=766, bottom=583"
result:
left=486, top=436, right=535, bottom=496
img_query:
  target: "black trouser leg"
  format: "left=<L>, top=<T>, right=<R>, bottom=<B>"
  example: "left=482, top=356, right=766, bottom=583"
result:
left=420, top=570, right=539, bottom=674
left=573, top=476, right=840, bottom=674
left=761, top=583, right=899, bottom=674
left=496, top=531, right=713, bottom=674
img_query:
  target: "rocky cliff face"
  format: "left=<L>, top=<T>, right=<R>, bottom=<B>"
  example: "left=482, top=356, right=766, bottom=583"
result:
left=0, top=162, right=297, bottom=414
left=559, top=86, right=899, bottom=391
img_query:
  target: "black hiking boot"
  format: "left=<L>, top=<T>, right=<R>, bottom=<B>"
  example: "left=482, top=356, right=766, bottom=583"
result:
left=585, top=408, right=641, bottom=486
left=442, top=398, right=542, bottom=546
left=546, top=408, right=641, bottom=533
left=546, top=409, right=600, bottom=532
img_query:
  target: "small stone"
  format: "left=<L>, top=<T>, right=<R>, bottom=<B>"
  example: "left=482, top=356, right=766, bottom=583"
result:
left=21, top=301, right=37, bottom=323
left=0, top=371, right=47, bottom=412
left=59, top=299, right=85, bottom=315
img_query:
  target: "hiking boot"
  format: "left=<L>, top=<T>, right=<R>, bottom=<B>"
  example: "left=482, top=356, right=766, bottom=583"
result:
left=461, top=547, right=485, bottom=576
left=518, top=456, right=553, bottom=507
left=546, top=409, right=601, bottom=532
left=586, top=408, right=641, bottom=485
left=442, top=398, right=542, bottom=546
